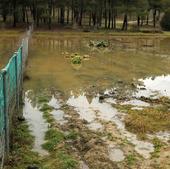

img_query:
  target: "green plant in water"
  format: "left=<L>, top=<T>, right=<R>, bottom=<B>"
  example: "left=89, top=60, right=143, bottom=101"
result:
left=71, top=54, right=82, bottom=64
left=89, top=40, right=109, bottom=48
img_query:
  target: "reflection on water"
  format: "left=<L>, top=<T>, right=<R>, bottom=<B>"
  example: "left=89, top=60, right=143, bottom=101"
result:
left=0, top=37, right=21, bottom=69
left=25, top=36, right=170, bottom=94
left=136, top=75, right=170, bottom=98
left=24, top=35, right=170, bottom=160
left=67, top=93, right=154, bottom=159
left=23, top=91, right=49, bottom=156
left=108, top=146, right=125, bottom=162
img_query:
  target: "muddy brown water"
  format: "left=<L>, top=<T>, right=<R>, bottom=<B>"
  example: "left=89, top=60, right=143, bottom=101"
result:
left=0, top=36, right=22, bottom=69
left=24, top=36, right=170, bottom=94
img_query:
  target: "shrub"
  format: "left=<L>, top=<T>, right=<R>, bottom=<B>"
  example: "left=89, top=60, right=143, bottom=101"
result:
left=161, top=9, right=170, bottom=31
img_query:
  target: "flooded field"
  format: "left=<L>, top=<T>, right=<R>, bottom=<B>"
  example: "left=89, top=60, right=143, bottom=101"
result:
left=0, top=32, right=23, bottom=69
left=23, top=34, right=170, bottom=169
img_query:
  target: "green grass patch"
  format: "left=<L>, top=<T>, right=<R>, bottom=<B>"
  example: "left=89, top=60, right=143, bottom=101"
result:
left=42, top=129, right=64, bottom=152
left=57, top=151, right=78, bottom=169
left=125, top=154, right=136, bottom=166
left=65, top=130, right=78, bottom=140
left=116, top=97, right=170, bottom=138
left=151, top=138, right=164, bottom=158
left=40, top=103, right=54, bottom=112
left=37, top=96, right=50, bottom=104
left=4, top=121, right=42, bottom=169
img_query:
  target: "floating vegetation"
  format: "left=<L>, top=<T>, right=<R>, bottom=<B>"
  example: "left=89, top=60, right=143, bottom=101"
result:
left=71, top=53, right=82, bottom=64
left=89, top=40, right=109, bottom=48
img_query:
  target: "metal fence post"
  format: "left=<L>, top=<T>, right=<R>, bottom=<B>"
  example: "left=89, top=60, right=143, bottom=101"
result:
left=14, top=53, right=19, bottom=112
left=2, top=70, right=9, bottom=155
left=20, top=45, right=23, bottom=101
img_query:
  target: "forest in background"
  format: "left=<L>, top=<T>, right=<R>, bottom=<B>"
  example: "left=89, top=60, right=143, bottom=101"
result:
left=0, top=0, right=170, bottom=30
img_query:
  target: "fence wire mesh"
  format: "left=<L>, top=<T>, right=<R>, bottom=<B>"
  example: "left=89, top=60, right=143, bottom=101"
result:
left=0, top=26, right=32, bottom=168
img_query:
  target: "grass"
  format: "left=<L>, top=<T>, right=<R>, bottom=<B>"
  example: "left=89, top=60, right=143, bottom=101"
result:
left=40, top=103, right=54, bottom=112
left=125, top=154, right=136, bottom=166
left=42, top=129, right=64, bottom=152
left=32, top=29, right=170, bottom=39
left=151, top=138, right=164, bottom=158
left=56, top=151, right=78, bottom=169
left=65, top=130, right=79, bottom=140
left=116, top=98, right=170, bottom=138
left=4, top=121, right=42, bottom=169
left=40, top=101, right=79, bottom=169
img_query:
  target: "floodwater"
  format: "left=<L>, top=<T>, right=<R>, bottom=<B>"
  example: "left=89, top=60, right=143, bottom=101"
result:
left=23, top=91, right=49, bottom=156
left=0, top=35, right=22, bottom=69
left=23, top=34, right=170, bottom=166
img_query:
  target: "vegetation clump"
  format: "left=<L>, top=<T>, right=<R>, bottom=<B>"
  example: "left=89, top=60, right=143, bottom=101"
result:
left=161, top=8, right=170, bottom=31
left=151, top=138, right=164, bottom=158
left=71, top=53, right=82, bottom=64
left=124, top=106, right=170, bottom=137
left=4, top=121, right=42, bottom=169
left=89, top=40, right=109, bottom=48
left=42, top=129, right=65, bottom=151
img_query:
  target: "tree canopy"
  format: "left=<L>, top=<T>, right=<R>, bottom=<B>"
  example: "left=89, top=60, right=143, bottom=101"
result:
left=0, top=0, right=169, bottom=30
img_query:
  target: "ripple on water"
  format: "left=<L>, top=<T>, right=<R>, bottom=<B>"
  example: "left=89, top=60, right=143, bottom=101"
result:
left=23, top=92, right=49, bottom=156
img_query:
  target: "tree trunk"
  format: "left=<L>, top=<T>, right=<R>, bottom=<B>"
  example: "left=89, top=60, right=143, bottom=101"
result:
left=137, top=16, right=140, bottom=27
left=89, top=12, right=92, bottom=27
left=13, top=0, right=17, bottom=27
left=122, top=14, right=128, bottom=31
left=60, top=7, right=65, bottom=24
left=153, top=9, right=156, bottom=28
left=67, top=7, right=70, bottom=24
left=104, top=0, right=107, bottom=29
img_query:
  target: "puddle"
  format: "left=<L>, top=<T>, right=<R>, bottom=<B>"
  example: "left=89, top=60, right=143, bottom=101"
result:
left=22, top=35, right=170, bottom=166
left=48, top=96, right=68, bottom=124
left=67, top=93, right=154, bottom=159
left=23, top=92, right=49, bottom=156
left=80, top=161, right=89, bottom=169
left=50, top=110, right=68, bottom=125
left=148, top=131, right=170, bottom=143
left=136, top=75, right=170, bottom=98
left=108, top=147, right=125, bottom=162
left=48, top=95, right=61, bottom=109
left=87, top=121, right=103, bottom=131
left=121, top=99, right=150, bottom=108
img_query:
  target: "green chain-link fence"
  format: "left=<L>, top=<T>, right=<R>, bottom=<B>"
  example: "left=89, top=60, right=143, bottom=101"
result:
left=0, top=29, right=30, bottom=168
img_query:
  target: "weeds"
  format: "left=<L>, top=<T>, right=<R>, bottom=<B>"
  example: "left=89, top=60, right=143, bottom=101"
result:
left=125, top=154, right=136, bottom=166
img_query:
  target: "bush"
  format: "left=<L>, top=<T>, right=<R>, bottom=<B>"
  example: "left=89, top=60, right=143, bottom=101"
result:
left=161, top=9, right=170, bottom=31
